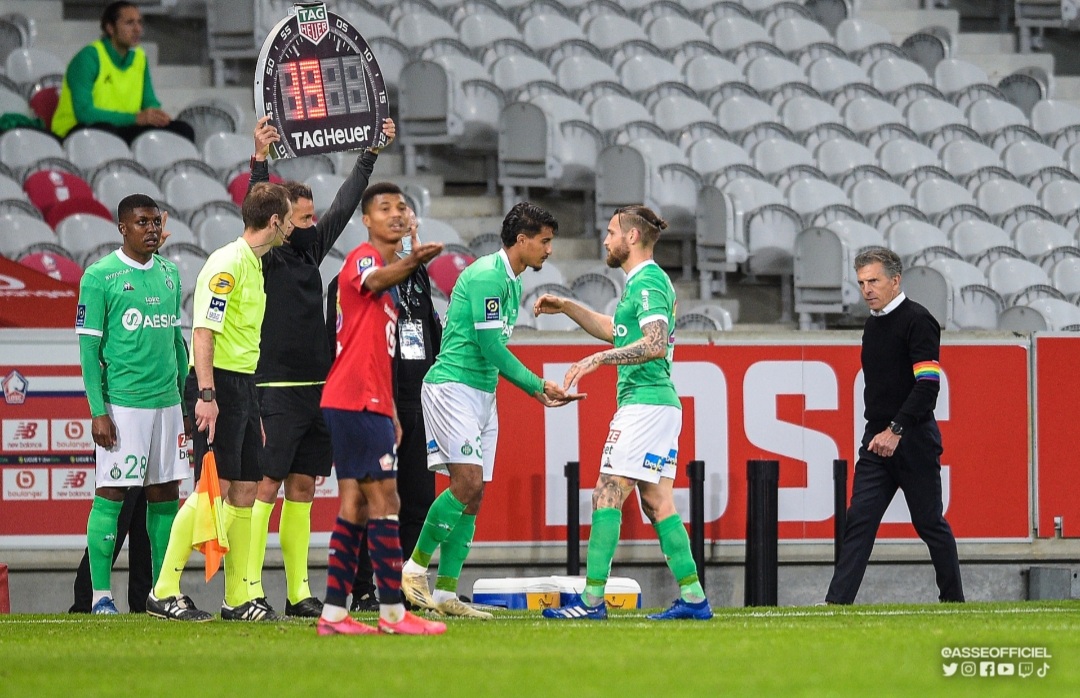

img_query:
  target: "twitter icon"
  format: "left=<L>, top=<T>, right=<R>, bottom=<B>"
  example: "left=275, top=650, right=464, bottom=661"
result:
left=943, top=663, right=958, bottom=677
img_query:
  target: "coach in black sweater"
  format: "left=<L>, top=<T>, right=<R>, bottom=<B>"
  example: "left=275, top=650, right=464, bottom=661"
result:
left=825, top=247, right=964, bottom=605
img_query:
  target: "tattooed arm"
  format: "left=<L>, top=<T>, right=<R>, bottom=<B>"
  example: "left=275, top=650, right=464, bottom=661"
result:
left=563, top=319, right=668, bottom=389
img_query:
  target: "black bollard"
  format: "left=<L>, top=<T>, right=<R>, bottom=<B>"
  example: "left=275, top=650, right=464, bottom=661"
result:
left=565, top=461, right=580, bottom=576
left=833, top=459, right=848, bottom=566
left=688, top=460, right=706, bottom=586
left=744, top=459, right=779, bottom=606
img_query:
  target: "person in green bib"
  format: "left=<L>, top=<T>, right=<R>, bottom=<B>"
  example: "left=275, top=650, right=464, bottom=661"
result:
left=534, top=205, right=713, bottom=621
left=399, top=202, right=583, bottom=617
left=75, top=194, right=188, bottom=615
left=51, top=1, right=194, bottom=144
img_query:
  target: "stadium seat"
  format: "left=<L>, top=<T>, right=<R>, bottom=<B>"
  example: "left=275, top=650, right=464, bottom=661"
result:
left=876, top=138, right=938, bottom=178
left=834, top=17, right=891, bottom=55
left=161, top=171, right=232, bottom=217
left=785, top=177, right=848, bottom=220
left=0, top=128, right=64, bottom=177
left=751, top=138, right=814, bottom=177
left=569, top=270, right=621, bottom=311
left=0, top=212, right=65, bottom=259
left=716, top=94, right=780, bottom=136
left=1001, top=140, right=1065, bottom=179
left=4, top=47, right=64, bottom=86
left=156, top=242, right=208, bottom=297
left=519, top=262, right=567, bottom=299
left=588, top=93, right=655, bottom=137
left=18, top=249, right=83, bottom=284
left=646, top=14, right=708, bottom=52
left=708, top=15, right=770, bottom=53
left=676, top=302, right=734, bottom=331
left=400, top=54, right=503, bottom=155
left=0, top=86, right=29, bottom=116
left=949, top=219, right=1013, bottom=262
left=986, top=257, right=1061, bottom=306
left=175, top=101, right=238, bottom=150
left=974, top=179, right=1038, bottom=219
left=0, top=174, right=26, bottom=201
left=685, top=136, right=750, bottom=176
left=841, top=96, right=903, bottom=134
left=201, top=132, right=251, bottom=179
left=905, top=97, right=965, bottom=136
left=302, top=173, right=347, bottom=220
left=22, top=170, right=95, bottom=219
left=131, top=130, right=202, bottom=173
left=553, top=53, right=618, bottom=95
left=55, top=213, right=119, bottom=261
left=1037, top=179, right=1080, bottom=219
left=910, top=177, right=973, bottom=218
left=679, top=55, right=738, bottom=98
left=27, top=84, right=60, bottom=130
left=395, top=11, right=460, bottom=51
left=919, top=257, right=1003, bottom=330
left=1049, top=257, right=1080, bottom=300
left=583, top=13, right=646, bottom=53
left=194, top=211, right=245, bottom=253
left=490, top=53, right=557, bottom=96
left=466, top=231, right=500, bottom=258
left=886, top=220, right=950, bottom=266
left=428, top=250, right=476, bottom=297
left=814, top=137, right=875, bottom=179
left=778, top=95, right=840, bottom=134
left=794, top=220, right=884, bottom=320
left=93, top=171, right=164, bottom=218
left=933, top=58, right=991, bottom=97
left=266, top=154, right=334, bottom=185
left=940, top=139, right=1001, bottom=177
left=522, top=13, right=587, bottom=54
left=413, top=217, right=463, bottom=247
left=43, top=196, right=113, bottom=229
left=869, top=56, right=931, bottom=96
left=1012, top=219, right=1079, bottom=265
left=806, top=56, right=869, bottom=100
left=226, top=171, right=284, bottom=207
left=616, top=54, right=683, bottom=98
left=63, top=128, right=132, bottom=174
left=849, top=177, right=912, bottom=217
left=774, top=17, right=833, bottom=57
left=1023, top=297, right=1080, bottom=330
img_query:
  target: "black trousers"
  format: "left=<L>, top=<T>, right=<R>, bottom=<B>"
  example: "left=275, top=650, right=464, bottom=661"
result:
left=65, top=120, right=196, bottom=145
left=826, top=420, right=964, bottom=604
left=354, top=407, right=435, bottom=592
left=70, top=487, right=153, bottom=613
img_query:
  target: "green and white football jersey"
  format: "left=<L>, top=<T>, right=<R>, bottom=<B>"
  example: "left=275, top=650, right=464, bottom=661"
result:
left=612, top=260, right=680, bottom=409
left=76, top=250, right=184, bottom=412
left=425, top=249, right=543, bottom=395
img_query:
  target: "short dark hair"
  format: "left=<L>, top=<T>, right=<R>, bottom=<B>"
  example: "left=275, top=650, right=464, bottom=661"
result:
left=101, top=1, right=137, bottom=32
left=854, top=247, right=903, bottom=278
left=242, top=182, right=290, bottom=230
left=282, top=180, right=313, bottom=204
left=360, top=181, right=404, bottom=214
left=613, top=205, right=667, bottom=246
left=500, top=202, right=558, bottom=248
left=117, top=193, right=158, bottom=221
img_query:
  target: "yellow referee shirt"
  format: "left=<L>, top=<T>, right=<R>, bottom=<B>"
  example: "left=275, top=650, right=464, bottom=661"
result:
left=191, top=238, right=265, bottom=373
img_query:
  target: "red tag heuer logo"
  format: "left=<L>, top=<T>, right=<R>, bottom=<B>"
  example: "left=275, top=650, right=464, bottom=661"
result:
left=297, top=3, right=328, bottom=44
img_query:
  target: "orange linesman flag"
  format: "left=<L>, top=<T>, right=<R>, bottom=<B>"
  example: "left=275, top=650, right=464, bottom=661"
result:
left=192, top=448, right=230, bottom=581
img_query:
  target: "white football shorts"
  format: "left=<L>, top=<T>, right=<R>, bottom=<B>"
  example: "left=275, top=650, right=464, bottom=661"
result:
left=600, top=403, right=682, bottom=484
left=95, top=404, right=189, bottom=488
left=421, top=381, right=498, bottom=482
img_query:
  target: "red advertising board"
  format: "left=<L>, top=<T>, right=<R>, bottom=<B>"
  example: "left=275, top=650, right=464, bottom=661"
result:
left=0, top=331, right=1033, bottom=547
left=1034, top=334, right=1080, bottom=538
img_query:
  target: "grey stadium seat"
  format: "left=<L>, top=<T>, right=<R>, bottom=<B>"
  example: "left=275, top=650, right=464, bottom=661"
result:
left=933, top=58, right=990, bottom=97
left=1039, top=179, right=1080, bottom=218
left=201, top=132, right=251, bottom=179
left=744, top=55, right=806, bottom=95
left=785, top=178, right=848, bottom=220
left=0, top=212, right=65, bottom=259
left=751, top=137, right=814, bottom=177
left=583, top=13, right=647, bottom=52
left=1001, top=140, right=1065, bottom=179
left=1021, top=298, right=1080, bottom=331
left=815, top=137, right=875, bottom=179
left=55, top=214, right=119, bottom=261
left=94, top=171, right=164, bottom=216
left=912, top=177, right=974, bottom=217
left=0, top=128, right=64, bottom=177
left=521, top=13, right=585, bottom=53
left=131, top=131, right=202, bottom=174
left=885, top=220, right=950, bottom=266
left=940, top=139, right=1001, bottom=177
left=771, top=16, right=832, bottom=55
left=834, top=18, right=891, bottom=55
left=1050, top=257, right=1080, bottom=300
left=794, top=220, right=884, bottom=321
left=652, top=95, right=724, bottom=148
left=195, top=211, right=245, bottom=253
left=779, top=96, right=841, bottom=134
left=949, top=219, right=1013, bottom=261
left=304, top=173, right=346, bottom=219
left=161, top=171, right=231, bottom=217
left=877, top=138, right=939, bottom=178
left=907, top=258, right=1002, bottom=330
left=986, top=257, right=1060, bottom=306
left=868, top=56, right=931, bottom=95
left=841, top=96, right=903, bottom=134
left=685, top=136, right=750, bottom=177
left=683, top=54, right=743, bottom=94
left=646, top=14, right=709, bottom=52
left=905, top=97, right=966, bottom=136
left=490, top=54, right=557, bottom=94
left=849, top=177, right=912, bottom=217
left=498, top=93, right=602, bottom=193
left=399, top=55, right=503, bottom=152
left=708, top=16, right=770, bottom=53
left=569, top=271, right=622, bottom=312
left=1012, top=219, right=1079, bottom=266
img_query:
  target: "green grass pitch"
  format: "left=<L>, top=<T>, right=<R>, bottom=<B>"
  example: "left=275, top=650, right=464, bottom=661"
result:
left=1, top=602, right=1077, bottom=697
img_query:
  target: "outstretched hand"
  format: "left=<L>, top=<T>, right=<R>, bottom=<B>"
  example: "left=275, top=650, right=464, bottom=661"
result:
left=563, top=354, right=601, bottom=390
left=534, top=380, right=586, bottom=407
left=371, top=118, right=396, bottom=153
left=532, top=293, right=566, bottom=317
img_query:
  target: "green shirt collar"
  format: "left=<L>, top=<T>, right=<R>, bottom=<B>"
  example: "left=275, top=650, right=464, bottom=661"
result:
left=99, top=36, right=136, bottom=69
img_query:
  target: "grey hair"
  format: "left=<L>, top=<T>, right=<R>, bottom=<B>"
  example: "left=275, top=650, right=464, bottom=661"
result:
left=854, top=247, right=902, bottom=278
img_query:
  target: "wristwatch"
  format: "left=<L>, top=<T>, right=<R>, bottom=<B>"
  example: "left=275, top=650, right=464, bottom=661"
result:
left=198, top=388, right=216, bottom=402
left=888, top=421, right=904, bottom=436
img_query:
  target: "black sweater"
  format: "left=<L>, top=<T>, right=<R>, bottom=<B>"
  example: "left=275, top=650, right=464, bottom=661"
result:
left=251, top=151, right=377, bottom=384
left=861, top=297, right=941, bottom=433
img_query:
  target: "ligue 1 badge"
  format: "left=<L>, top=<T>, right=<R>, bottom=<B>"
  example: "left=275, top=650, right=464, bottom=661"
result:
left=255, top=2, right=389, bottom=159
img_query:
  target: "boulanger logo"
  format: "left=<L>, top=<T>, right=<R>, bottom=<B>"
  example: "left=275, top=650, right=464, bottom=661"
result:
left=122, top=307, right=143, bottom=330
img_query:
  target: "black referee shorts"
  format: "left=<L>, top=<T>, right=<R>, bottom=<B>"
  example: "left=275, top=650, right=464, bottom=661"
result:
left=185, top=368, right=262, bottom=483
left=257, top=385, right=333, bottom=481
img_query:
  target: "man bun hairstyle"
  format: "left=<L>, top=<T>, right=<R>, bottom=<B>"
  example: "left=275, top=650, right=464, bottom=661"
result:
left=614, top=205, right=667, bottom=246
left=854, top=247, right=903, bottom=278
left=500, top=201, right=559, bottom=248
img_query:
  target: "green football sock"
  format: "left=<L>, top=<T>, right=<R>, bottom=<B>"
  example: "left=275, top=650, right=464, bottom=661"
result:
left=246, top=500, right=275, bottom=601
left=279, top=499, right=313, bottom=604
left=435, top=513, right=476, bottom=592
left=223, top=503, right=252, bottom=607
left=584, top=507, right=622, bottom=607
left=87, top=496, right=123, bottom=593
left=145, top=499, right=179, bottom=585
left=154, top=493, right=197, bottom=599
left=411, top=489, right=467, bottom=568
left=654, top=513, right=705, bottom=603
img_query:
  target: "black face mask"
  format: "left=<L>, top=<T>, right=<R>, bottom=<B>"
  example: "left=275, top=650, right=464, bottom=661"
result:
left=288, top=225, right=317, bottom=251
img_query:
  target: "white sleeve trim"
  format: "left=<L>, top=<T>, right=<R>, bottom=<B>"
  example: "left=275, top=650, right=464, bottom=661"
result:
left=639, top=313, right=669, bottom=328
left=474, top=320, right=502, bottom=330
left=359, top=266, right=378, bottom=286
left=75, top=327, right=103, bottom=337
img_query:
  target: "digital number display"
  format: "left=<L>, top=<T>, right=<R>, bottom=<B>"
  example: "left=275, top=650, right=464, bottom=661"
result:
left=277, top=56, right=372, bottom=122
left=255, top=3, right=388, bottom=158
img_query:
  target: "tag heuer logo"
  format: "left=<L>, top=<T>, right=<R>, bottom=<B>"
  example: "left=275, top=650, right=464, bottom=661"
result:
left=297, top=3, right=329, bottom=44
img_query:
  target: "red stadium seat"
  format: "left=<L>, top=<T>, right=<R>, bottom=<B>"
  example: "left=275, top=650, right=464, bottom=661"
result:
left=44, top=196, right=113, bottom=229
left=18, top=250, right=84, bottom=285
left=28, top=85, right=60, bottom=131
left=428, top=251, right=476, bottom=297
left=227, top=171, right=284, bottom=206
left=23, top=169, right=95, bottom=218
